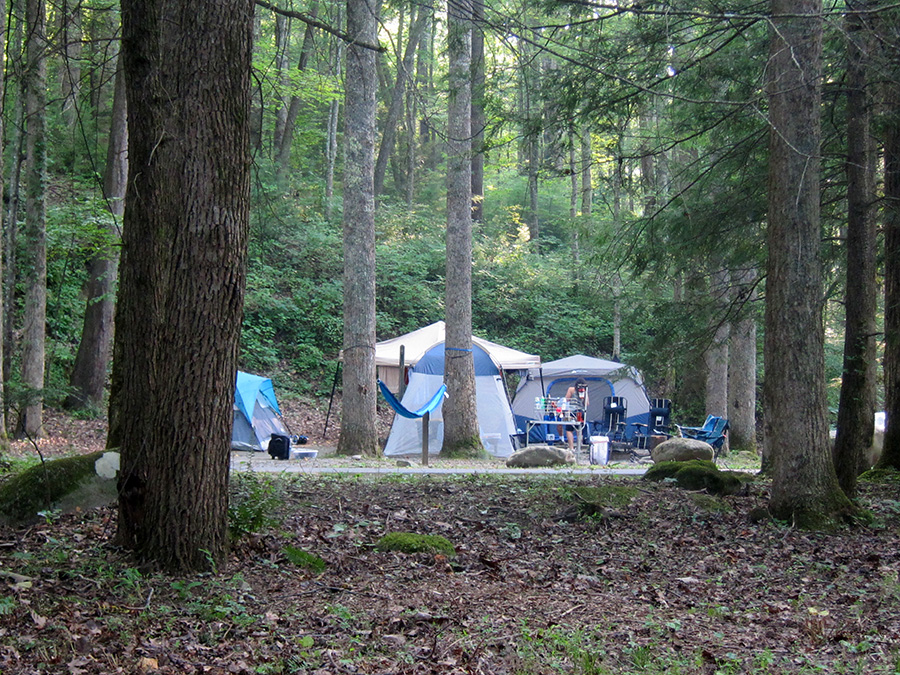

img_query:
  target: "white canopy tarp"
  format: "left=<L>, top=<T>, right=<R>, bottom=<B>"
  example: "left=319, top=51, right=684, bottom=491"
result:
left=375, top=321, right=540, bottom=392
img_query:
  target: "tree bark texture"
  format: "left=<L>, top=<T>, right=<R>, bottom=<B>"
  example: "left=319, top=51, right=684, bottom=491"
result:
left=704, top=269, right=729, bottom=419
left=764, top=0, right=850, bottom=524
left=441, top=0, right=482, bottom=458
left=580, top=127, right=592, bottom=215
left=337, top=0, right=379, bottom=456
left=0, top=0, right=6, bottom=435
left=470, top=0, right=485, bottom=222
left=67, top=59, right=128, bottom=411
left=878, top=10, right=900, bottom=471
left=18, top=0, right=48, bottom=439
left=727, top=268, right=758, bottom=453
left=3, top=6, right=24, bottom=392
left=111, top=0, right=252, bottom=572
left=834, top=0, right=877, bottom=496
left=57, top=0, right=82, bottom=131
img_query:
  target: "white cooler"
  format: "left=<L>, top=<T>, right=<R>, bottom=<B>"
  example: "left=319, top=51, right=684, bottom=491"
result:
left=589, top=435, right=609, bottom=465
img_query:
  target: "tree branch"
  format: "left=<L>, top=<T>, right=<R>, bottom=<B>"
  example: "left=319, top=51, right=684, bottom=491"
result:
left=254, top=0, right=385, bottom=52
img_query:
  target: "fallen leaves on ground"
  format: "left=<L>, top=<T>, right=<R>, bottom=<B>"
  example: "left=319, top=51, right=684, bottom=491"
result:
left=2, top=471, right=900, bottom=674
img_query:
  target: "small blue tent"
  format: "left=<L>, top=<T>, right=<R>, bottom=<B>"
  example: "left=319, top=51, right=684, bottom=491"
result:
left=383, top=342, right=519, bottom=458
left=232, top=371, right=288, bottom=451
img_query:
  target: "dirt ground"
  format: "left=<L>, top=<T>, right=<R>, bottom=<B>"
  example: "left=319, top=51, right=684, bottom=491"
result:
left=2, top=407, right=900, bottom=674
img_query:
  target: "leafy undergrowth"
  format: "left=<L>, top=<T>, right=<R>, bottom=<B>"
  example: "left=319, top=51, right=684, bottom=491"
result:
left=2, top=474, right=900, bottom=674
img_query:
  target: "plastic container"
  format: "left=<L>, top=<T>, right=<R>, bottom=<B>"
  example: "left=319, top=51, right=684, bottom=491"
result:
left=589, top=435, right=609, bottom=465
left=290, top=448, right=318, bottom=460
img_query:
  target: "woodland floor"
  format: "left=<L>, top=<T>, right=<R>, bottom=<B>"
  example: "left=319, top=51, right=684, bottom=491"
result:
left=1, top=406, right=900, bottom=674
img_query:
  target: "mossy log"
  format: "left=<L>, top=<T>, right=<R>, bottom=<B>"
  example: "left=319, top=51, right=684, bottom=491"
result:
left=0, top=451, right=118, bottom=525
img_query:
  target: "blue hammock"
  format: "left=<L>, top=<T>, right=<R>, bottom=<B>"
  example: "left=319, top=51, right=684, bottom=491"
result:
left=378, top=380, right=447, bottom=419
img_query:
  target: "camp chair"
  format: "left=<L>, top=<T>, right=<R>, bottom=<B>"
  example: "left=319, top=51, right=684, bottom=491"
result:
left=597, top=396, right=628, bottom=442
left=675, top=415, right=729, bottom=458
left=632, top=398, right=672, bottom=448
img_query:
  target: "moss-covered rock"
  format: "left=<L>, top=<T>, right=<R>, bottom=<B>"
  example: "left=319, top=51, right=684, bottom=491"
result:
left=0, top=451, right=118, bottom=525
left=643, top=459, right=751, bottom=496
left=569, top=484, right=639, bottom=518
left=571, top=484, right=638, bottom=509
left=859, top=468, right=900, bottom=484
left=376, top=532, right=456, bottom=557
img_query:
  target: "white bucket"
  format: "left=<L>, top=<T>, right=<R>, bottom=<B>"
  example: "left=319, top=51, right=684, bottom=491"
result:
left=589, top=435, right=609, bottom=465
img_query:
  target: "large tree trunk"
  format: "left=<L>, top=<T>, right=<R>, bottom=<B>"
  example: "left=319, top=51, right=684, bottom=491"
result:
left=765, top=0, right=851, bottom=524
left=66, top=59, right=128, bottom=412
left=470, top=0, right=484, bottom=222
left=878, top=10, right=900, bottom=471
left=3, top=2, right=24, bottom=397
left=0, top=0, right=5, bottom=436
left=727, top=268, right=758, bottom=454
left=834, top=0, right=877, bottom=496
left=324, top=8, right=343, bottom=221
left=704, top=269, right=729, bottom=419
left=580, top=127, right=592, bottom=215
left=17, top=0, right=48, bottom=439
left=111, top=0, right=252, bottom=572
left=337, top=0, right=379, bottom=457
left=57, top=0, right=81, bottom=133
left=274, top=3, right=318, bottom=182
left=373, top=7, right=425, bottom=199
left=441, top=0, right=482, bottom=458
left=272, top=13, right=290, bottom=156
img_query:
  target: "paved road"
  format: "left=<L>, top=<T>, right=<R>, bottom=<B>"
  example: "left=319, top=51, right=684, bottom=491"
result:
left=230, top=452, right=649, bottom=476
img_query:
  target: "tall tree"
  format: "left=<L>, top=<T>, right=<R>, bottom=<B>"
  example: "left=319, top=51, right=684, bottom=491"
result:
left=3, top=0, right=24, bottom=397
left=727, top=268, right=758, bottom=454
left=833, top=0, right=877, bottom=496
left=764, top=0, right=851, bottom=524
left=374, top=5, right=425, bottom=199
left=66, top=59, right=128, bottom=412
left=0, top=0, right=6, bottom=436
left=110, top=0, right=252, bottom=571
left=274, top=3, right=318, bottom=182
left=705, top=269, right=729, bottom=418
left=877, top=6, right=900, bottom=472
left=470, top=0, right=485, bottom=222
left=441, top=0, right=482, bottom=458
left=337, top=0, right=379, bottom=456
left=18, top=0, right=48, bottom=439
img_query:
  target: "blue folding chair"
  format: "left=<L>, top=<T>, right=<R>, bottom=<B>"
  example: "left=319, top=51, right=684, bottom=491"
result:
left=675, top=415, right=729, bottom=458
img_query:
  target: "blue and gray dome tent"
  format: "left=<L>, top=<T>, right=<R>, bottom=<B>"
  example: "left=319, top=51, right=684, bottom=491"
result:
left=232, top=371, right=289, bottom=452
left=511, top=355, right=652, bottom=443
left=382, top=340, right=531, bottom=458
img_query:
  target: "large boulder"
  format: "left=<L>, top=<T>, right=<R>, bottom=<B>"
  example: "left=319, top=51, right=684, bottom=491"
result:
left=0, top=451, right=120, bottom=526
left=651, top=437, right=714, bottom=463
left=506, top=445, right=575, bottom=468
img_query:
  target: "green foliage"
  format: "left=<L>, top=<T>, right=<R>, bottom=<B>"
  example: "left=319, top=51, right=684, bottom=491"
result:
left=571, top=484, right=638, bottom=510
left=0, top=451, right=104, bottom=524
left=228, top=472, right=283, bottom=541
left=283, top=545, right=326, bottom=573
left=375, top=532, right=456, bottom=557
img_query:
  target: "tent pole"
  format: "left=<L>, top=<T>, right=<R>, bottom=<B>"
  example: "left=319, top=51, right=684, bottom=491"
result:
left=323, top=361, right=341, bottom=439
left=399, top=345, right=406, bottom=398
left=422, top=411, right=429, bottom=466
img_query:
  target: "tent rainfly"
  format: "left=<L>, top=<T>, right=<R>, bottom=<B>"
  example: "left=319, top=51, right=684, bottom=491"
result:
left=375, top=321, right=541, bottom=393
left=510, top=355, right=652, bottom=442
left=383, top=342, right=523, bottom=458
left=232, top=371, right=289, bottom=452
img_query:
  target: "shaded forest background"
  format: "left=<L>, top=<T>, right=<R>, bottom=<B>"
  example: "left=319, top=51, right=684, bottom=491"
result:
left=0, top=0, right=893, bottom=442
